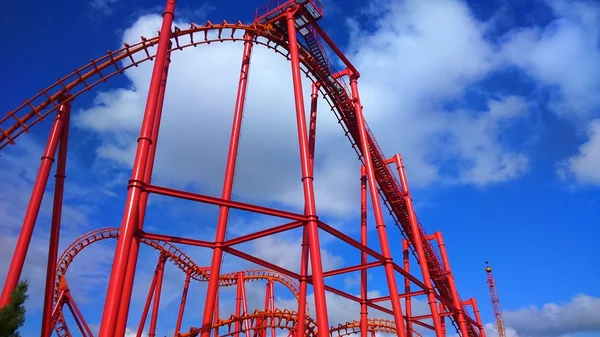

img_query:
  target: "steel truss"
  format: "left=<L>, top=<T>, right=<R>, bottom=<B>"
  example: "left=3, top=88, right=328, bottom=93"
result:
left=0, top=1, right=486, bottom=336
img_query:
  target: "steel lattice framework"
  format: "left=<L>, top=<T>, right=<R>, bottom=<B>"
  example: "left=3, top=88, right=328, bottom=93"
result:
left=0, top=1, right=487, bottom=336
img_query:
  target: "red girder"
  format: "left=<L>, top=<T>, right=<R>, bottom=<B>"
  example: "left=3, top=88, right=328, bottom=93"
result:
left=54, top=227, right=303, bottom=306
left=182, top=310, right=426, bottom=337
left=52, top=229, right=427, bottom=337
left=1, top=5, right=485, bottom=337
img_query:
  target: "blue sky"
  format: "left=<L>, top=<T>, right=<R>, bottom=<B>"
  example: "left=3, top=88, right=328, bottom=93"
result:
left=1, top=0, right=599, bottom=337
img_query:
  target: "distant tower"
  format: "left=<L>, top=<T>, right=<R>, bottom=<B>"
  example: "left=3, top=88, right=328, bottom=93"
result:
left=486, top=261, right=507, bottom=337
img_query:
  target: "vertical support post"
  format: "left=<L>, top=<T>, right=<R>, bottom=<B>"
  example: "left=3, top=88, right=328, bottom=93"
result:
left=98, top=1, right=176, bottom=335
left=308, top=82, right=319, bottom=176
left=268, top=280, right=275, bottom=337
left=174, top=273, right=191, bottom=336
left=40, top=100, right=71, bottom=337
left=433, top=231, right=469, bottom=336
left=239, top=275, right=251, bottom=337
left=349, top=77, right=407, bottom=337
left=200, top=32, right=254, bottom=337
left=285, top=8, right=330, bottom=337
left=359, top=166, right=368, bottom=337
left=234, top=273, right=243, bottom=337
left=0, top=101, right=69, bottom=307
left=392, top=154, right=444, bottom=337
left=402, top=239, right=413, bottom=337
left=148, top=254, right=166, bottom=337
left=115, top=46, right=173, bottom=337
left=468, top=298, right=486, bottom=337
left=214, top=292, right=220, bottom=337
left=439, top=303, right=447, bottom=336
left=136, top=260, right=160, bottom=337
left=295, top=211, right=310, bottom=337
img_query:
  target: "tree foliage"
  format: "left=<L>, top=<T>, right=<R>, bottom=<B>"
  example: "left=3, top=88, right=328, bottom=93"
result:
left=0, top=280, right=29, bottom=337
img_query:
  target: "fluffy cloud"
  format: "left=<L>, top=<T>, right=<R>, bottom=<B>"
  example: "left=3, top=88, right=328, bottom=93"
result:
left=343, top=0, right=531, bottom=187
left=501, top=0, right=600, bottom=119
left=74, top=0, right=533, bottom=220
left=558, top=119, right=600, bottom=184
left=502, top=294, right=600, bottom=337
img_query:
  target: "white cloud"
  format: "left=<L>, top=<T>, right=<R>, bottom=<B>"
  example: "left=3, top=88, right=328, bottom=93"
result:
left=338, top=0, right=535, bottom=187
left=558, top=119, right=600, bottom=184
left=74, top=0, right=533, bottom=220
left=500, top=0, right=600, bottom=119
left=501, top=294, right=600, bottom=337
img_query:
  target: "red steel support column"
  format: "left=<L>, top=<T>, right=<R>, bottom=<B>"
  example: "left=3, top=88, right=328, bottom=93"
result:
left=359, top=166, right=368, bottom=337
left=433, top=231, right=469, bottom=336
left=393, top=154, right=444, bottom=337
left=40, top=101, right=71, bottom=337
left=234, top=273, right=243, bottom=337
left=308, top=82, right=319, bottom=176
left=349, top=77, right=407, bottom=337
left=439, top=303, right=446, bottom=335
left=116, top=46, right=173, bottom=337
left=285, top=8, right=330, bottom=337
left=0, top=101, right=69, bottom=307
left=296, top=82, right=317, bottom=337
left=214, top=292, right=220, bottom=337
left=136, top=258, right=160, bottom=337
left=148, top=254, right=167, bottom=337
left=174, top=273, right=191, bottom=336
left=240, top=274, right=251, bottom=337
left=268, top=280, right=275, bottom=337
left=402, top=239, right=413, bottom=337
left=468, top=298, right=486, bottom=337
left=98, top=0, right=176, bottom=335
left=200, top=32, right=254, bottom=337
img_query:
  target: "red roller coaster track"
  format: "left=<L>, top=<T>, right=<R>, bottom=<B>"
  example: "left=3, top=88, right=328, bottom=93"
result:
left=0, top=0, right=486, bottom=336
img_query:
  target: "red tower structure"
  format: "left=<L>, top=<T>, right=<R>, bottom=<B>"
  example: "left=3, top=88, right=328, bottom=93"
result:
left=0, top=0, right=487, bottom=336
left=485, top=262, right=506, bottom=337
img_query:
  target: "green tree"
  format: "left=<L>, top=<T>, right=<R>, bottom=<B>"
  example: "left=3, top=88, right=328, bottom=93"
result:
left=0, top=280, right=29, bottom=337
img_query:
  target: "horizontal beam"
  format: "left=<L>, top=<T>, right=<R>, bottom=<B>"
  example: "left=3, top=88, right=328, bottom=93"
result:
left=145, top=184, right=308, bottom=221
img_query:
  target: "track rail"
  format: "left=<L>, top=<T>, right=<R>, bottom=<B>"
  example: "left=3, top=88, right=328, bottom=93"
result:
left=54, top=227, right=302, bottom=308
left=183, top=309, right=424, bottom=337
left=1, top=20, right=478, bottom=336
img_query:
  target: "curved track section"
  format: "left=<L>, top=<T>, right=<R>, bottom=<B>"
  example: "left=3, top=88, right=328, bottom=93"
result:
left=330, top=319, right=423, bottom=337
left=182, top=309, right=317, bottom=337
left=184, top=311, right=423, bottom=337
left=54, top=227, right=301, bottom=308
left=0, top=22, right=318, bottom=150
left=3, top=18, right=480, bottom=336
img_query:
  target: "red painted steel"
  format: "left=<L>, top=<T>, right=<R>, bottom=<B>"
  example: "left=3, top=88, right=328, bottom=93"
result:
left=360, top=168, right=368, bottom=337
left=174, top=273, right=191, bottom=336
left=0, top=100, right=70, bottom=307
left=392, top=154, right=444, bottom=337
left=40, top=101, right=71, bottom=337
left=97, top=0, right=177, bottom=335
left=0, top=0, right=488, bottom=336
left=200, top=31, right=255, bottom=337
left=116, top=45, right=173, bottom=337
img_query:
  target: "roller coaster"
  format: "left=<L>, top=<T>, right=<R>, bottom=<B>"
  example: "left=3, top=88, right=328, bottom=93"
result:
left=0, top=0, right=486, bottom=336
